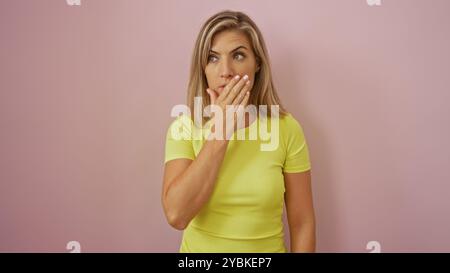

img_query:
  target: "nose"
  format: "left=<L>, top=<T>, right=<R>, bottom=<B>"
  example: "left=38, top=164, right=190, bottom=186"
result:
left=219, top=58, right=235, bottom=80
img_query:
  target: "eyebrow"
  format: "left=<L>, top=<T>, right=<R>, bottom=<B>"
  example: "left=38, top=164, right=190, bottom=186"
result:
left=209, top=45, right=248, bottom=55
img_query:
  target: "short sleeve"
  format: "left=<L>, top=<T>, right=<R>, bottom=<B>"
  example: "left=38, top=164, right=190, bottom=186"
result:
left=282, top=115, right=311, bottom=173
left=164, top=115, right=196, bottom=163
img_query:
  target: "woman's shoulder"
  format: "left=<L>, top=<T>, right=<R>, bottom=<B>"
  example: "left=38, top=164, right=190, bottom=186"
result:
left=277, top=112, right=307, bottom=140
left=279, top=112, right=302, bottom=129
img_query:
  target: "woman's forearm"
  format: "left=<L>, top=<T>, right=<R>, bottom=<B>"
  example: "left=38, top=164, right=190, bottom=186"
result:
left=164, top=136, right=229, bottom=230
left=290, top=223, right=316, bottom=252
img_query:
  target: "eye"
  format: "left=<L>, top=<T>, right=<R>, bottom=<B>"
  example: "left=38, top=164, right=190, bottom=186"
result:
left=234, top=52, right=246, bottom=61
left=207, top=55, right=218, bottom=63
left=207, top=52, right=246, bottom=63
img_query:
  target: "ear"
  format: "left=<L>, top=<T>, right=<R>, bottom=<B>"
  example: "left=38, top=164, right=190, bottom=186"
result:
left=255, top=58, right=261, bottom=72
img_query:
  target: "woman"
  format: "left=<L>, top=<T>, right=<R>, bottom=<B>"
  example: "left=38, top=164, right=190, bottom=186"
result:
left=162, top=10, right=315, bottom=253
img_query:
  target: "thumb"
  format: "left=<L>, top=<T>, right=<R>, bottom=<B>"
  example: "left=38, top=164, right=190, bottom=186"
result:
left=206, top=88, right=217, bottom=105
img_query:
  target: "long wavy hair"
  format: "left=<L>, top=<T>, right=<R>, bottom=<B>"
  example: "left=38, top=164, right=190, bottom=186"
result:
left=187, top=10, right=288, bottom=125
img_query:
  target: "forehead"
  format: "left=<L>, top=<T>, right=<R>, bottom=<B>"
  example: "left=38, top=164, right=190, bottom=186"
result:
left=210, top=30, right=251, bottom=52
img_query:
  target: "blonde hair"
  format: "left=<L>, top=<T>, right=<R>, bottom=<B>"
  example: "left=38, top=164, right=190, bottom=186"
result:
left=187, top=10, right=288, bottom=125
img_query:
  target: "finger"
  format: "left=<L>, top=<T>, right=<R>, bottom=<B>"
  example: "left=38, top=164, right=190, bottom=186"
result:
left=217, top=74, right=242, bottom=102
left=234, top=91, right=251, bottom=126
left=224, top=75, right=249, bottom=105
left=207, top=88, right=218, bottom=105
left=240, top=90, right=251, bottom=108
left=232, top=78, right=251, bottom=105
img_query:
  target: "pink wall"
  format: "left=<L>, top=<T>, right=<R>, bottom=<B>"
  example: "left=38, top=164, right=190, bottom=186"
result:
left=1, top=0, right=449, bottom=252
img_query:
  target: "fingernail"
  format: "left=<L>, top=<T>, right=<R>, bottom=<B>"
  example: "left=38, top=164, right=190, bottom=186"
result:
left=234, top=75, right=240, bottom=80
left=243, top=75, right=249, bottom=80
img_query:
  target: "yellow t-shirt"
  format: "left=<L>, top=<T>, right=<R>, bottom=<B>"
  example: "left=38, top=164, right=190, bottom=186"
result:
left=164, top=113, right=311, bottom=252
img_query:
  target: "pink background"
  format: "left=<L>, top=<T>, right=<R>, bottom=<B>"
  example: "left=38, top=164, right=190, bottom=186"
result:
left=1, top=0, right=449, bottom=252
